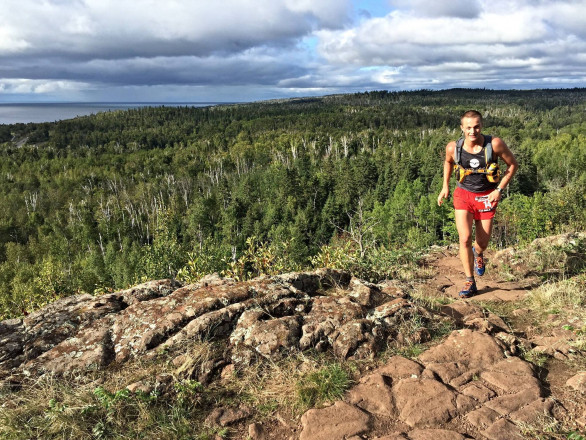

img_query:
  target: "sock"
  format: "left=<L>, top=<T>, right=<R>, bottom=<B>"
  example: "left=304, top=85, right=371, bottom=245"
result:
left=466, top=276, right=475, bottom=283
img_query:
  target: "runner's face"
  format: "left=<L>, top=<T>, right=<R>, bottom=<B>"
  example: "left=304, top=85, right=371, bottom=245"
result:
left=461, top=117, right=482, bottom=143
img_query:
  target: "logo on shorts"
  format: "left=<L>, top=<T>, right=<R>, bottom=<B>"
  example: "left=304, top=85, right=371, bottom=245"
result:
left=470, top=158, right=480, bottom=168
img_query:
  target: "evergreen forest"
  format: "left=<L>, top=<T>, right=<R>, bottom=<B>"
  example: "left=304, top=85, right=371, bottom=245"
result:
left=1, top=88, right=585, bottom=319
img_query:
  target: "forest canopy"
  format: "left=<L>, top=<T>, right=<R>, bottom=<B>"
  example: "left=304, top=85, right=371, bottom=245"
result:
left=1, top=88, right=585, bottom=318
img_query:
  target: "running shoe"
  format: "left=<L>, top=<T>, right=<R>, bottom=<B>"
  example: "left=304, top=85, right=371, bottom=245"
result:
left=473, top=246, right=485, bottom=276
left=458, top=280, right=478, bottom=298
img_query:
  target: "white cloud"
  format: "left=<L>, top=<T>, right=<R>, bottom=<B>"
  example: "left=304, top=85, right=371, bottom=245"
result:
left=0, top=0, right=585, bottom=101
left=309, top=0, right=586, bottom=90
left=317, top=6, right=552, bottom=66
left=0, top=79, right=88, bottom=94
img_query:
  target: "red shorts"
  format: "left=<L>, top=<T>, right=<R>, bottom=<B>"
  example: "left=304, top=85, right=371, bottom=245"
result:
left=453, top=187, right=498, bottom=220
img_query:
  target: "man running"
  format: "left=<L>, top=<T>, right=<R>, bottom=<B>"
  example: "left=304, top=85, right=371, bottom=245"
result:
left=437, top=110, right=518, bottom=298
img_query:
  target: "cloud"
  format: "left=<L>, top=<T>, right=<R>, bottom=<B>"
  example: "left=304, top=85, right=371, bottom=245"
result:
left=389, top=0, right=483, bottom=18
left=0, top=0, right=585, bottom=102
left=0, top=0, right=357, bottom=100
left=311, top=0, right=586, bottom=90
left=0, top=0, right=351, bottom=59
left=0, top=78, right=89, bottom=95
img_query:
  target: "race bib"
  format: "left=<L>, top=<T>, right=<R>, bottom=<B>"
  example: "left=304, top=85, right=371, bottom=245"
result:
left=474, top=195, right=496, bottom=212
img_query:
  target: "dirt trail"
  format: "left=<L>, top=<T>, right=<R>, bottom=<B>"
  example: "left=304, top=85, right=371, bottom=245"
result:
left=423, top=248, right=537, bottom=302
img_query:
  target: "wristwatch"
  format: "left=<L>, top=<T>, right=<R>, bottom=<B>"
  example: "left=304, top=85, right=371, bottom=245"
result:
left=496, top=187, right=503, bottom=193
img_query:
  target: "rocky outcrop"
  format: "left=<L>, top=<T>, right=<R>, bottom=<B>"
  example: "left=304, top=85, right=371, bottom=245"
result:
left=2, top=268, right=579, bottom=439
left=493, top=232, right=586, bottom=277
left=0, top=279, right=180, bottom=376
left=1, top=270, right=433, bottom=381
left=301, top=329, right=555, bottom=439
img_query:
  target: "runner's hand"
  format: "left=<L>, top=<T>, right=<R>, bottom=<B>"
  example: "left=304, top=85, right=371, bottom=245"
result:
left=437, top=188, right=450, bottom=206
left=488, top=189, right=501, bottom=204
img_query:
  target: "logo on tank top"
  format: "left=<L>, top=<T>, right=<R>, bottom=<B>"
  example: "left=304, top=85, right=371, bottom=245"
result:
left=470, top=158, right=480, bottom=168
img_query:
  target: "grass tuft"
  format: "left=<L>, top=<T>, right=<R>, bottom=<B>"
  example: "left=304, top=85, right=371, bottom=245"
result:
left=295, top=363, right=352, bottom=411
left=524, top=274, right=586, bottom=313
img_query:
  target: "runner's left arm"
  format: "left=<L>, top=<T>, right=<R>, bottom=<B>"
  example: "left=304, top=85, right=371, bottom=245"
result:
left=489, top=137, right=518, bottom=203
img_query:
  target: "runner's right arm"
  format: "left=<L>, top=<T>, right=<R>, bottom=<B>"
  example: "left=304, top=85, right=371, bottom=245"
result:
left=438, top=141, right=456, bottom=206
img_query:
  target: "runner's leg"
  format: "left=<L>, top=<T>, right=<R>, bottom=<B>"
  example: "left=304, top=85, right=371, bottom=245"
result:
left=473, top=217, right=494, bottom=254
left=455, top=209, right=474, bottom=278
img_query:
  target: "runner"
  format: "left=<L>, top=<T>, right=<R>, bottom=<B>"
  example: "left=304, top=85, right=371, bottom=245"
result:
left=437, top=110, right=518, bottom=297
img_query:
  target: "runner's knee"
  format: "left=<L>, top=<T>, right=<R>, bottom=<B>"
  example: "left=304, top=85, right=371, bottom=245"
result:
left=459, top=234, right=472, bottom=247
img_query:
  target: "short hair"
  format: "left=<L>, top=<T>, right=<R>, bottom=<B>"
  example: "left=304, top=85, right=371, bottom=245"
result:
left=461, top=110, right=483, bottom=122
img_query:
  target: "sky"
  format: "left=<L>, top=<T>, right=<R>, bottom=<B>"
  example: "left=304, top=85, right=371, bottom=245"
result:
left=1, top=0, right=585, bottom=103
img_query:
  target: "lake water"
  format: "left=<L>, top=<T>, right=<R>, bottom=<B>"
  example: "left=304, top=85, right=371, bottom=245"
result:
left=0, top=102, right=228, bottom=124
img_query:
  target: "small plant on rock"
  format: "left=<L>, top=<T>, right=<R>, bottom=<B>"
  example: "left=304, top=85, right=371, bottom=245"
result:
left=521, top=348, right=548, bottom=368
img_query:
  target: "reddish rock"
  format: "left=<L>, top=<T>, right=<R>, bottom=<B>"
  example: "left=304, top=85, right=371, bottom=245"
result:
left=346, top=373, right=395, bottom=416
left=166, top=300, right=251, bottom=346
left=220, top=364, right=235, bottom=382
left=440, top=302, right=508, bottom=333
left=370, top=299, right=412, bottom=321
left=21, top=292, right=124, bottom=362
left=481, top=417, right=523, bottom=440
left=373, top=434, right=409, bottom=440
left=114, top=279, right=182, bottom=305
left=480, top=357, right=542, bottom=394
left=392, top=378, right=467, bottom=427
left=299, top=401, right=371, bottom=440
left=484, top=388, right=543, bottom=415
left=375, top=356, right=424, bottom=379
left=494, top=332, right=532, bottom=356
left=419, top=329, right=505, bottom=368
left=460, top=381, right=497, bottom=403
left=377, top=279, right=407, bottom=298
left=440, top=301, right=482, bottom=321
left=0, top=318, right=25, bottom=373
left=464, top=314, right=509, bottom=334
left=3, top=270, right=446, bottom=379
left=422, top=362, right=466, bottom=384
left=126, top=380, right=153, bottom=394
left=531, top=333, right=572, bottom=356
left=408, top=429, right=467, bottom=440
left=466, top=406, right=500, bottom=430
left=566, top=371, right=586, bottom=393
left=348, top=278, right=377, bottom=306
left=509, top=398, right=554, bottom=424
left=418, top=329, right=505, bottom=385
